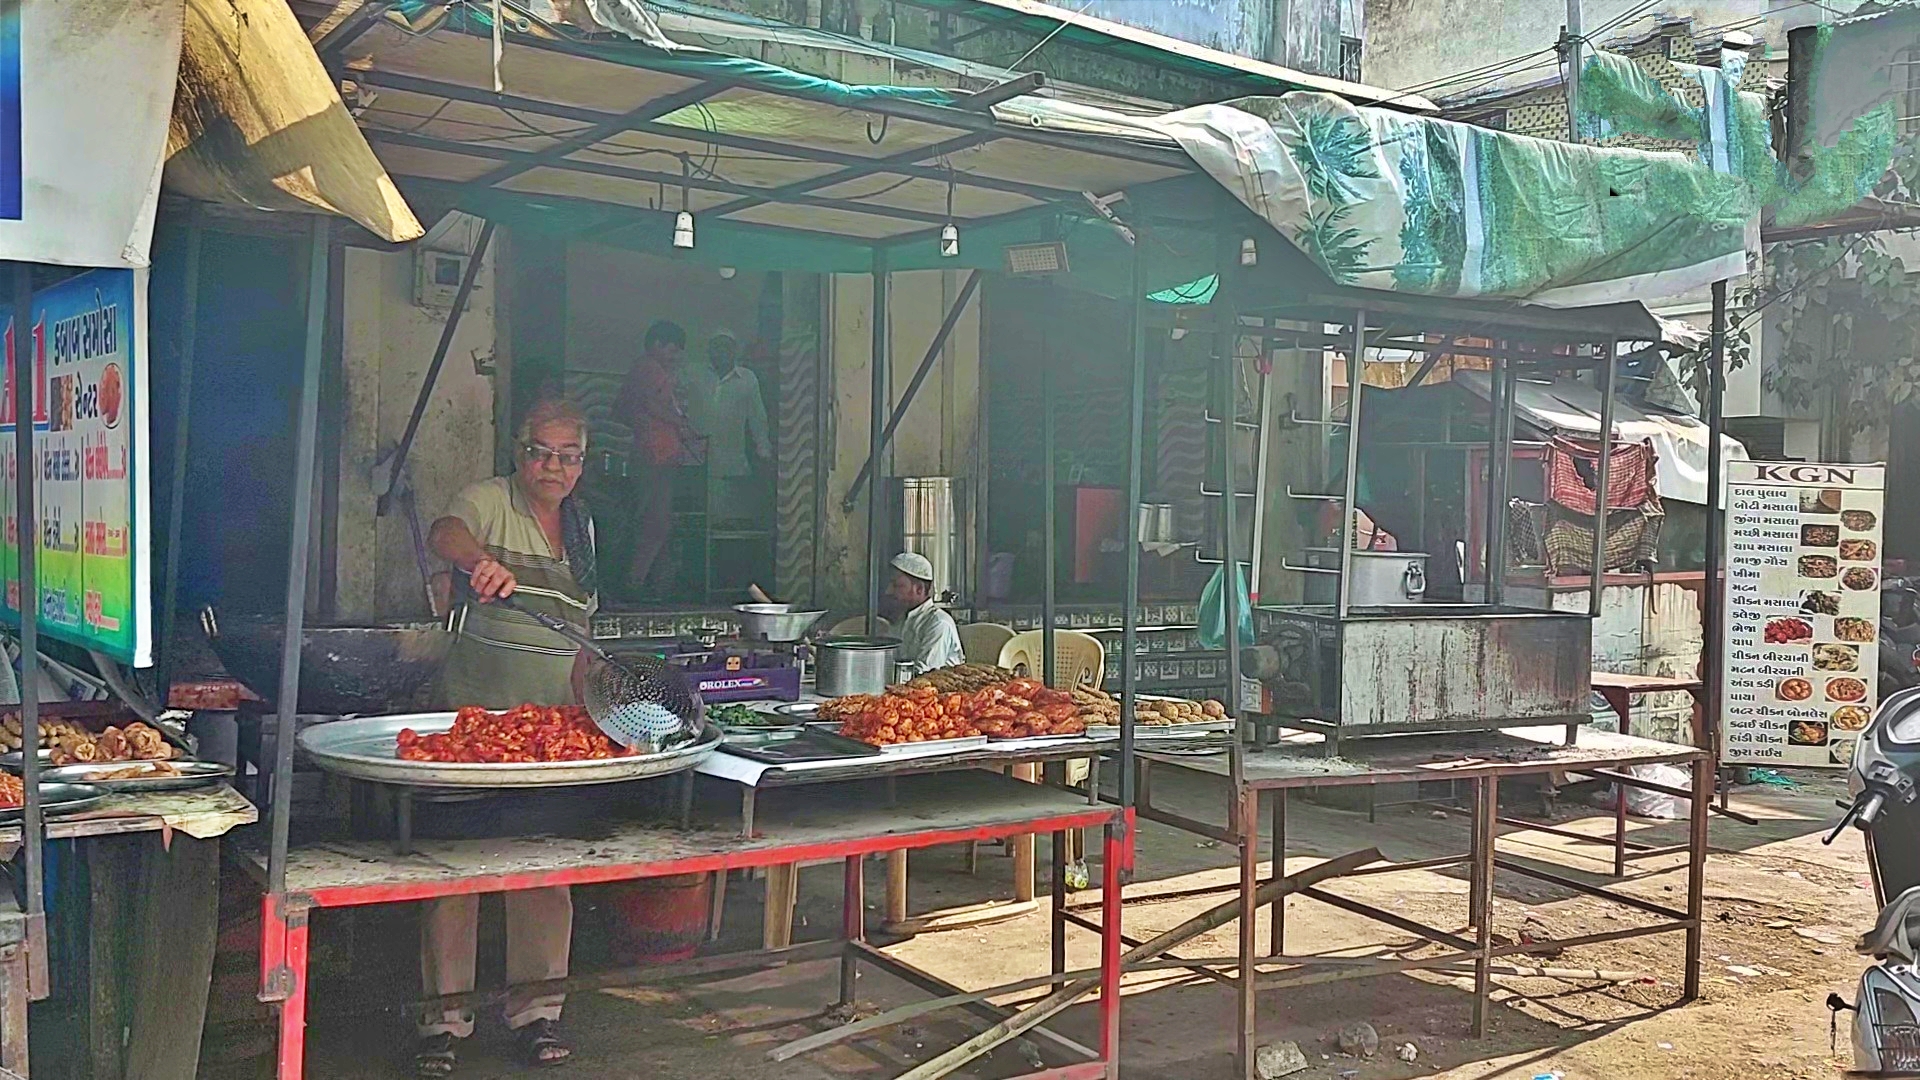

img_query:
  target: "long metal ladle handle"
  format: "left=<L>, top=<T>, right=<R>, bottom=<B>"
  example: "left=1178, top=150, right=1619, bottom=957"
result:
left=489, top=594, right=616, bottom=663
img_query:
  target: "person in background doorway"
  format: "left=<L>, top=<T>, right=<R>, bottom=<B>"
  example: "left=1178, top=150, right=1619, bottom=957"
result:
left=702, top=329, right=772, bottom=522
left=615, top=320, right=696, bottom=597
left=882, top=552, right=963, bottom=675
left=421, top=398, right=597, bottom=1075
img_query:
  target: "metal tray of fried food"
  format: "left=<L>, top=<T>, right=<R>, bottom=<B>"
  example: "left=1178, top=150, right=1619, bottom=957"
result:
left=0, top=782, right=108, bottom=823
left=1085, top=719, right=1236, bottom=738
left=806, top=723, right=989, bottom=755
left=720, top=727, right=878, bottom=764
left=296, top=712, right=721, bottom=789
left=0, top=749, right=53, bottom=770
left=38, top=760, right=234, bottom=793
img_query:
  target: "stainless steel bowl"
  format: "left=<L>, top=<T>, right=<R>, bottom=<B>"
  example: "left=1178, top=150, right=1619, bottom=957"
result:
left=732, top=604, right=827, bottom=642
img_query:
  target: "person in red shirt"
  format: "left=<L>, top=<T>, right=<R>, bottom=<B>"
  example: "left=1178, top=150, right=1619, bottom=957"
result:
left=615, top=320, right=696, bottom=596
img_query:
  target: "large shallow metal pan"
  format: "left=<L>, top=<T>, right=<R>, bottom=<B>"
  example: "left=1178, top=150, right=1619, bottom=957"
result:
left=0, top=783, right=107, bottom=823
left=201, top=608, right=451, bottom=715
left=297, top=712, right=720, bottom=789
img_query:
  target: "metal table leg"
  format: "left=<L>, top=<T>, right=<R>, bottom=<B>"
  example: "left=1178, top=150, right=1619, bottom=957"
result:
left=1051, top=827, right=1068, bottom=978
left=1684, top=755, right=1710, bottom=1001
left=1269, top=790, right=1286, bottom=957
left=273, top=905, right=311, bottom=1080
left=1613, top=774, right=1630, bottom=877
left=740, top=785, right=756, bottom=839
left=1471, top=776, right=1498, bottom=1037
left=1099, top=821, right=1125, bottom=1079
left=1236, top=787, right=1259, bottom=1079
left=840, top=855, right=864, bottom=1007
left=394, top=788, right=414, bottom=857
left=678, top=770, right=696, bottom=829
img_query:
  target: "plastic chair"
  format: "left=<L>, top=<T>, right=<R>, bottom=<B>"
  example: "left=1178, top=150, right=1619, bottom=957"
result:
left=824, top=615, right=893, bottom=637
left=996, top=629, right=1105, bottom=878
left=996, top=629, right=1105, bottom=690
left=958, top=622, right=1015, bottom=665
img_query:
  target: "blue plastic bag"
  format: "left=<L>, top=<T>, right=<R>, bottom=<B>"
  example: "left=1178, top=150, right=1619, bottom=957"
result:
left=1197, top=564, right=1254, bottom=650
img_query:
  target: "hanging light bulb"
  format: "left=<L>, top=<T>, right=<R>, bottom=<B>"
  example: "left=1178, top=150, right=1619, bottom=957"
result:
left=672, top=154, right=695, bottom=249
left=938, top=166, right=959, bottom=258
left=1239, top=237, right=1258, bottom=266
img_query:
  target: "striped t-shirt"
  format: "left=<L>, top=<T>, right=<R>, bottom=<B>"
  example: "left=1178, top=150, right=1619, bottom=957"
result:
left=446, top=476, right=597, bottom=657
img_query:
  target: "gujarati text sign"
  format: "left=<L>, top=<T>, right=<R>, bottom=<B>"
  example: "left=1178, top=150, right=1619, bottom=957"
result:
left=0, top=268, right=150, bottom=665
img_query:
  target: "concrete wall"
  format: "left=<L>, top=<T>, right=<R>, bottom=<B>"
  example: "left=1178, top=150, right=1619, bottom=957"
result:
left=1364, top=0, right=1830, bottom=91
left=333, top=234, right=500, bottom=621
left=817, top=269, right=982, bottom=611
left=1077, top=0, right=1357, bottom=74
left=1550, top=580, right=1705, bottom=743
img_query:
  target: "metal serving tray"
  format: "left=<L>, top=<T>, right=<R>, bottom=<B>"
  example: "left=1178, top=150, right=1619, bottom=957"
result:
left=721, top=727, right=878, bottom=764
left=0, top=749, right=53, bottom=770
left=39, top=760, right=233, bottom=793
left=296, top=712, right=721, bottom=789
left=0, top=782, right=107, bottom=823
left=1085, top=719, right=1236, bottom=739
left=805, top=723, right=988, bottom=755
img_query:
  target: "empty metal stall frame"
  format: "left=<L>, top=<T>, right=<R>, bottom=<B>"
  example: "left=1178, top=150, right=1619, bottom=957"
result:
left=1226, top=297, right=1658, bottom=757
left=1049, top=252, right=1717, bottom=1080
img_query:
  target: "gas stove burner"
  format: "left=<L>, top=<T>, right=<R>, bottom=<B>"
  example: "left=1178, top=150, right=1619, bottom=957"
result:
left=645, top=638, right=805, bottom=704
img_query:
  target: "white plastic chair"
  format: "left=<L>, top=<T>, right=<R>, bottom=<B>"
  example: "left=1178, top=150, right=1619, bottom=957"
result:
left=958, top=622, right=1016, bottom=665
left=996, top=629, right=1105, bottom=689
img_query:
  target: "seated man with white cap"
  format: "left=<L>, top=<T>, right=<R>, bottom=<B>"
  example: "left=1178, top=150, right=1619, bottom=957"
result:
left=882, top=552, right=965, bottom=675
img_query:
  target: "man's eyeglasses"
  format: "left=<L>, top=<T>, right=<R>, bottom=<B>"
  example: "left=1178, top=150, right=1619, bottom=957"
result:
left=523, top=442, right=586, bottom=468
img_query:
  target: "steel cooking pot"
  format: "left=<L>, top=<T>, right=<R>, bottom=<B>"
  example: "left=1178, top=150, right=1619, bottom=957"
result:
left=1346, top=551, right=1428, bottom=607
left=814, top=636, right=901, bottom=697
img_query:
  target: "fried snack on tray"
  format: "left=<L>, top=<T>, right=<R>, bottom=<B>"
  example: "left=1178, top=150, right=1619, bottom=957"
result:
left=0, top=772, right=20, bottom=810
left=395, top=704, right=636, bottom=763
left=91, top=762, right=184, bottom=781
left=831, top=677, right=1090, bottom=744
left=0, top=714, right=87, bottom=754
left=903, top=663, right=1015, bottom=694
left=49, top=722, right=177, bottom=767
left=829, top=680, right=1227, bottom=745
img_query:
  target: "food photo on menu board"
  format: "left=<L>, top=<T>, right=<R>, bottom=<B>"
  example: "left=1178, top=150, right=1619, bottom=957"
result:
left=1722, top=462, right=1884, bottom=768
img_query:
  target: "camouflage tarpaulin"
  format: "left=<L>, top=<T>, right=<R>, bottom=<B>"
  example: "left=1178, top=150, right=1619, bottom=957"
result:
left=1578, top=49, right=1895, bottom=231
left=1140, top=94, right=1754, bottom=306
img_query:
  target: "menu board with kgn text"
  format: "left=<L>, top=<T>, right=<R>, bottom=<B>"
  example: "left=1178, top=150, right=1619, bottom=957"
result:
left=1722, top=461, right=1884, bottom=768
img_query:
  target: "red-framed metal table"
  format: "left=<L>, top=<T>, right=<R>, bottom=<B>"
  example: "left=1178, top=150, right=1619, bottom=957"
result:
left=236, top=770, right=1132, bottom=1080
left=1097, top=725, right=1713, bottom=1080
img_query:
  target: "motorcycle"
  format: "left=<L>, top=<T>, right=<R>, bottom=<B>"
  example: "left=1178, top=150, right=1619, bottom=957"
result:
left=1826, top=685, right=1920, bottom=1072
left=1879, top=578, right=1920, bottom=698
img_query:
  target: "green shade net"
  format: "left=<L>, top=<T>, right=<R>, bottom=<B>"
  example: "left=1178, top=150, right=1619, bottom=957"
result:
left=1147, top=274, right=1218, bottom=304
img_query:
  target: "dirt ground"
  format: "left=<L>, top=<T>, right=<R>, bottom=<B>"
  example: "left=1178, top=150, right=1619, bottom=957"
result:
left=219, top=764, right=1875, bottom=1080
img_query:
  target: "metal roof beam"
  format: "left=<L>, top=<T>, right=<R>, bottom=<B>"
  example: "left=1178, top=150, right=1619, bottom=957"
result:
left=399, top=176, right=873, bottom=248
left=465, top=81, right=727, bottom=191
left=353, top=70, right=1080, bottom=204
left=503, top=31, right=1196, bottom=170
left=315, top=1, right=401, bottom=63
left=364, top=127, right=956, bottom=227
left=713, top=132, right=999, bottom=221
